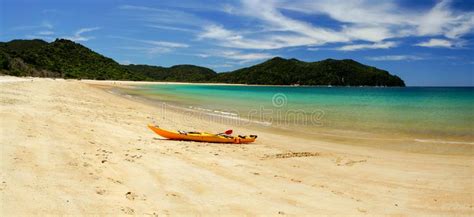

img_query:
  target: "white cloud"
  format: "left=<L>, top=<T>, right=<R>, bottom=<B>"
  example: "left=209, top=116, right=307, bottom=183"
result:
left=342, top=25, right=393, bottom=42
left=366, top=55, right=424, bottom=61
left=120, top=1, right=472, bottom=51
left=337, top=41, right=397, bottom=51
left=143, top=40, right=189, bottom=48
left=198, top=0, right=349, bottom=49
left=416, top=0, right=453, bottom=36
left=198, top=25, right=274, bottom=49
left=220, top=50, right=272, bottom=62
left=198, top=25, right=334, bottom=49
left=113, top=36, right=189, bottom=55
left=145, top=24, right=196, bottom=32
left=222, top=4, right=236, bottom=14
left=282, top=0, right=412, bottom=26
left=76, top=27, right=100, bottom=35
left=119, top=4, right=209, bottom=27
left=196, top=53, right=210, bottom=58
left=416, top=0, right=474, bottom=39
left=200, top=0, right=473, bottom=50
left=199, top=25, right=241, bottom=41
left=198, top=49, right=273, bottom=63
left=119, top=5, right=157, bottom=11
left=110, top=36, right=189, bottom=49
left=38, top=31, right=54, bottom=36
left=12, top=21, right=54, bottom=31
left=23, top=23, right=55, bottom=41
left=147, top=47, right=174, bottom=54
left=117, top=46, right=172, bottom=55
left=415, top=38, right=456, bottom=48
left=65, top=27, right=101, bottom=42
left=445, top=15, right=474, bottom=39
left=41, top=21, right=54, bottom=29
left=281, top=0, right=474, bottom=40
left=240, top=0, right=348, bottom=42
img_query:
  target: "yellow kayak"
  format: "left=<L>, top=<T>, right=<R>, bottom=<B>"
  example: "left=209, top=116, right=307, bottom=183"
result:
left=147, top=124, right=257, bottom=144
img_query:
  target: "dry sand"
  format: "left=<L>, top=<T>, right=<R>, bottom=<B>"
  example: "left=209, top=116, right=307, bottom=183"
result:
left=0, top=76, right=472, bottom=216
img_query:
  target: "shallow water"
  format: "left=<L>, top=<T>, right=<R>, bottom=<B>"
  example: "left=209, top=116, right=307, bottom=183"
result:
left=129, top=84, right=474, bottom=146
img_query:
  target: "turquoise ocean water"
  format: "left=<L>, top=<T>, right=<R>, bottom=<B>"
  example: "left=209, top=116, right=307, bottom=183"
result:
left=131, top=84, right=473, bottom=145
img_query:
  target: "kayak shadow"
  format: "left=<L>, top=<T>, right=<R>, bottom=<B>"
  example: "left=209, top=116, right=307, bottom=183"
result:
left=152, top=137, right=256, bottom=145
left=152, top=138, right=171, bottom=141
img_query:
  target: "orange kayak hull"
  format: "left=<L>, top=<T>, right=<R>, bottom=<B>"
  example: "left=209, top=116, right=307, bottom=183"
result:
left=147, top=124, right=256, bottom=144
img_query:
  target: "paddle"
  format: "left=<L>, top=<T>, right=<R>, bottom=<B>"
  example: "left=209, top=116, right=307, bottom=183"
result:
left=216, top=129, right=233, bottom=136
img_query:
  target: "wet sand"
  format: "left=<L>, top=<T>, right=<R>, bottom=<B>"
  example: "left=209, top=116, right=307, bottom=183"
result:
left=1, top=76, right=472, bottom=216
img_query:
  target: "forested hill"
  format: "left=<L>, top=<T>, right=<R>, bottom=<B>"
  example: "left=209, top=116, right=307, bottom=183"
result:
left=214, top=57, right=405, bottom=86
left=0, top=39, right=139, bottom=80
left=0, top=39, right=405, bottom=86
left=122, top=64, right=217, bottom=82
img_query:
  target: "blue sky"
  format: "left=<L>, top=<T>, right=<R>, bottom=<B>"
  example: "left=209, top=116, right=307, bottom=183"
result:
left=1, top=0, right=473, bottom=86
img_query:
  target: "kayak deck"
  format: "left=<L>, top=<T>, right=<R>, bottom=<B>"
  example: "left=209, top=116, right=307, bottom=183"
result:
left=147, top=124, right=257, bottom=144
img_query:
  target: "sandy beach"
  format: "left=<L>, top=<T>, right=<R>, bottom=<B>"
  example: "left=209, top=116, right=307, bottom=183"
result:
left=0, top=76, right=472, bottom=216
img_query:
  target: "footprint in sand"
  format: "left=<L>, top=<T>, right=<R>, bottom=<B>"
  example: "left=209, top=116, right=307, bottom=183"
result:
left=335, top=157, right=367, bottom=166
left=145, top=212, right=159, bottom=217
left=95, top=149, right=112, bottom=163
left=107, top=177, right=123, bottom=184
left=344, top=159, right=367, bottom=166
left=121, top=207, right=135, bottom=215
left=0, top=181, right=6, bottom=191
left=125, top=191, right=138, bottom=200
left=124, top=151, right=143, bottom=162
left=263, top=152, right=320, bottom=159
left=67, top=161, right=79, bottom=167
left=331, top=190, right=344, bottom=196
left=290, top=178, right=302, bottom=183
left=166, top=193, right=179, bottom=197
left=95, top=188, right=106, bottom=195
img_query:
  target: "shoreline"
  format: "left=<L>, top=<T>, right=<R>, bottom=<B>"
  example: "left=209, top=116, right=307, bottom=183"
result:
left=7, top=75, right=473, bottom=88
left=104, top=80, right=473, bottom=156
left=1, top=76, right=472, bottom=215
left=80, top=78, right=409, bottom=88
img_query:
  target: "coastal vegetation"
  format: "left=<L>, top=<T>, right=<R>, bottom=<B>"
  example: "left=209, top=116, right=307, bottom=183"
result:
left=123, top=64, right=216, bottom=82
left=0, top=39, right=405, bottom=86
left=0, top=39, right=139, bottom=80
left=214, top=57, right=405, bottom=86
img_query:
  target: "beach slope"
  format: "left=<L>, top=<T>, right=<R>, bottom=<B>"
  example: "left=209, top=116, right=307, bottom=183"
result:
left=0, top=77, right=472, bottom=216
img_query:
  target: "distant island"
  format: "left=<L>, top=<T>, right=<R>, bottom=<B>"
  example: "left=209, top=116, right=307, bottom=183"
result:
left=0, top=39, right=405, bottom=86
